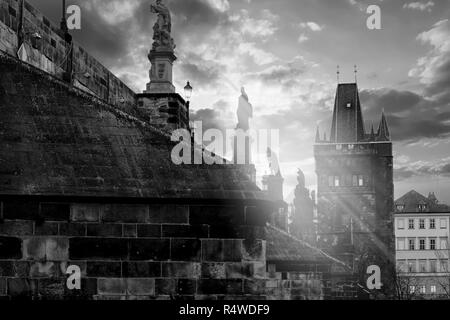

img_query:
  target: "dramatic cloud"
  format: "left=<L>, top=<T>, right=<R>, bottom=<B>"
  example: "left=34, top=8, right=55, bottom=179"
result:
left=360, top=88, right=450, bottom=142
left=395, top=158, right=450, bottom=181
left=403, top=1, right=435, bottom=12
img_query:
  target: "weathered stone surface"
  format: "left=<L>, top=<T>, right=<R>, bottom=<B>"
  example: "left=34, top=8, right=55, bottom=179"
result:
left=243, top=279, right=266, bottom=295
left=127, top=278, right=155, bottom=296
left=59, top=223, right=86, bottom=236
left=201, top=263, right=226, bottom=279
left=2, top=201, right=39, bottom=220
left=129, top=239, right=170, bottom=261
left=0, top=278, right=6, bottom=295
left=177, top=279, right=196, bottom=295
left=69, top=238, right=128, bottom=260
left=170, top=239, right=201, bottom=262
left=148, top=205, right=189, bottom=224
left=30, top=262, right=58, bottom=278
left=87, top=261, right=121, bottom=277
left=197, top=279, right=243, bottom=295
left=23, top=238, right=46, bottom=261
left=46, top=238, right=69, bottom=261
left=0, top=236, right=22, bottom=259
left=242, top=239, right=265, bottom=261
left=155, top=279, right=176, bottom=295
left=102, top=204, right=149, bottom=223
left=123, top=224, right=137, bottom=238
left=87, top=223, right=122, bottom=237
left=40, top=203, right=71, bottom=221
left=162, top=262, right=201, bottom=278
left=8, top=278, right=37, bottom=297
left=223, top=240, right=243, bottom=262
left=122, top=262, right=161, bottom=278
left=98, top=278, right=126, bottom=295
left=0, top=221, right=33, bottom=236
left=202, top=239, right=223, bottom=262
left=71, top=204, right=101, bottom=222
left=162, top=224, right=209, bottom=238
left=137, top=224, right=161, bottom=238
left=34, top=222, right=59, bottom=236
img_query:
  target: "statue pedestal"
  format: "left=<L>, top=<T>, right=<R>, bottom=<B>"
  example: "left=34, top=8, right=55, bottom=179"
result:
left=145, top=50, right=177, bottom=94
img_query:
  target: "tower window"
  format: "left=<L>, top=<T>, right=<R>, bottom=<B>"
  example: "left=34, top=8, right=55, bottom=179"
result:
left=334, top=176, right=340, bottom=187
left=348, top=144, right=355, bottom=150
left=358, top=175, right=364, bottom=186
left=346, top=103, right=351, bottom=108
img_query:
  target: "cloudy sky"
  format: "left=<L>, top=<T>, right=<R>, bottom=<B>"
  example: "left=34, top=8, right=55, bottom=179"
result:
left=29, top=0, right=450, bottom=203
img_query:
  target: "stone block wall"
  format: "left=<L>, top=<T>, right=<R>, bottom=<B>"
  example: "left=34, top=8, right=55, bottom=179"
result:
left=0, top=198, right=333, bottom=300
left=0, top=0, right=137, bottom=112
left=0, top=199, right=270, bottom=300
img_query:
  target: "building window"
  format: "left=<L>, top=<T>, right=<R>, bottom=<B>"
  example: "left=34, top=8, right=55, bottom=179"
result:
left=396, top=204, right=405, bottom=211
left=419, top=260, right=427, bottom=272
left=440, top=219, right=447, bottom=229
left=408, top=261, right=416, bottom=273
left=397, top=219, right=405, bottom=229
left=440, top=260, right=448, bottom=272
left=419, top=286, right=426, bottom=294
left=430, top=260, right=437, bottom=273
left=358, top=175, right=364, bottom=187
left=430, top=238, right=436, bottom=250
left=419, top=219, right=425, bottom=229
left=346, top=103, right=352, bottom=108
left=397, top=238, right=405, bottom=250
left=409, top=239, right=415, bottom=250
left=348, top=144, right=354, bottom=150
left=409, top=286, right=416, bottom=294
left=418, top=204, right=427, bottom=212
left=408, top=219, right=415, bottom=230
left=430, top=218, right=436, bottom=229
left=334, top=176, right=340, bottom=187
left=419, top=239, right=426, bottom=250
left=431, top=286, right=437, bottom=294
left=336, top=144, right=342, bottom=150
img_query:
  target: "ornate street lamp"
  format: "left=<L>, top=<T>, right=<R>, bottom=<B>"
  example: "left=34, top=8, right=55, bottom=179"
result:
left=184, top=81, right=193, bottom=103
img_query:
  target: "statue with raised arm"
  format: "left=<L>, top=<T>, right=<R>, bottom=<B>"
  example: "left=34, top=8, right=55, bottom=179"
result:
left=150, top=0, right=175, bottom=51
left=236, top=87, right=253, bottom=132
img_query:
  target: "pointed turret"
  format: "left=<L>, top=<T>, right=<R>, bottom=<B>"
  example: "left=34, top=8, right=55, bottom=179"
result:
left=315, top=126, right=321, bottom=143
left=377, top=111, right=390, bottom=141
left=370, top=124, right=375, bottom=141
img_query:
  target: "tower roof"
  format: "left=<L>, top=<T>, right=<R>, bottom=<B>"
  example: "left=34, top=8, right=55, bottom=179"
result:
left=377, top=111, right=391, bottom=141
left=330, top=83, right=365, bottom=143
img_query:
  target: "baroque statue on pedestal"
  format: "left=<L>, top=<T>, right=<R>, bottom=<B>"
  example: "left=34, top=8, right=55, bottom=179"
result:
left=150, top=0, right=176, bottom=51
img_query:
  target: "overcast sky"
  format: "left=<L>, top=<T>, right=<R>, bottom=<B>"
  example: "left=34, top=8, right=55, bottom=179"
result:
left=29, top=0, right=450, bottom=203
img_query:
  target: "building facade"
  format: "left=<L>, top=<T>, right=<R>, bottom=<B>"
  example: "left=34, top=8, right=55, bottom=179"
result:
left=394, top=190, right=450, bottom=299
left=314, top=83, right=395, bottom=297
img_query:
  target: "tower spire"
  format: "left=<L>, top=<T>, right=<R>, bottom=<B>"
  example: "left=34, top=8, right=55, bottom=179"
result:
left=377, top=110, right=390, bottom=141
left=354, top=65, right=358, bottom=83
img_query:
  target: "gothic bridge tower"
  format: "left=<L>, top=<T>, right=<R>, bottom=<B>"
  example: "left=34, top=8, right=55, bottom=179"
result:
left=314, top=83, right=394, bottom=298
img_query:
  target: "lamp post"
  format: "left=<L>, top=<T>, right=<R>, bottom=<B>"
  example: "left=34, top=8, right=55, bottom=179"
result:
left=184, top=81, right=193, bottom=107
